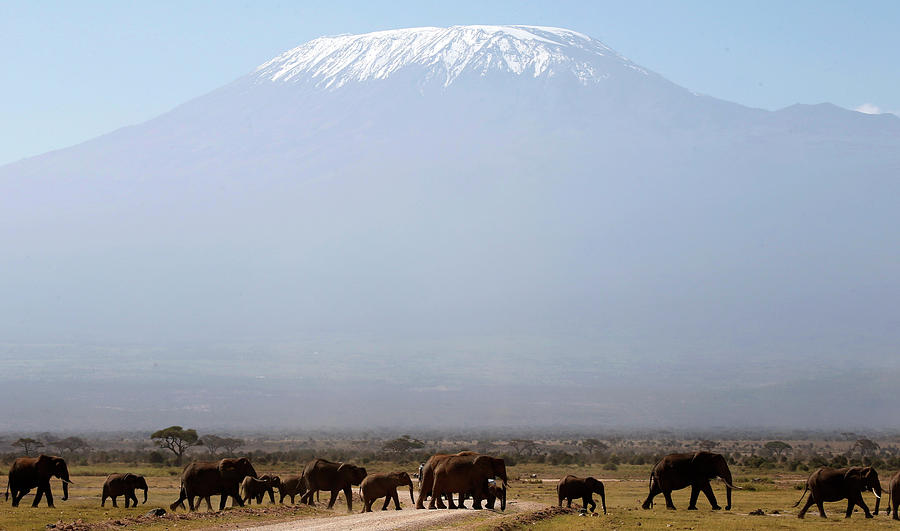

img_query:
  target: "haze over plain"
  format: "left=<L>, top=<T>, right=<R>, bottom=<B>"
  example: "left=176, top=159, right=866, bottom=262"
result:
left=2, top=24, right=898, bottom=431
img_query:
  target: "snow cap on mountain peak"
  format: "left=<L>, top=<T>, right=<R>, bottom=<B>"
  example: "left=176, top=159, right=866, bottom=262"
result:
left=254, top=24, right=647, bottom=89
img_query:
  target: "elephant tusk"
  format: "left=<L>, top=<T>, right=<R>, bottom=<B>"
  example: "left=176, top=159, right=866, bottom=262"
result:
left=719, top=478, right=742, bottom=490
left=872, top=488, right=881, bottom=499
left=61, top=479, right=74, bottom=485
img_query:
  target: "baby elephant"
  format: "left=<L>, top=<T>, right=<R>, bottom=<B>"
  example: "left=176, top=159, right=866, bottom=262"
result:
left=359, top=471, right=415, bottom=512
left=240, top=475, right=279, bottom=505
left=557, top=475, right=607, bottom=514
left=277, top=474, right=307, bottom=504
left=485, top=481, right=507, bottom=511
left=101, top=473, right=148, bottom=508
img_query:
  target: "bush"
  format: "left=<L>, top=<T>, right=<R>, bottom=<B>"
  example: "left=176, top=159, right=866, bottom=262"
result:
left=603, top=462, right=618, bottom=471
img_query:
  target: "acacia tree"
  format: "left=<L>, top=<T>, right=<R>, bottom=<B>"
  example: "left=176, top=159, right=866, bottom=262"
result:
left=54, top=436, right=90, bottom=454
left=508, top=439, right=539, bottom=456
left=852, top=438, right=880, bottom=457
left=151, top=426, right=201, bottom=465
left=580, top=438, right=609, bottom=455
left=764, top=441, right=792, bottom=458
left=13, top=438, right=44, bottom=456
left=382, top=435, right=425, bottom=454
left=202, top=434, right=245, bottom=457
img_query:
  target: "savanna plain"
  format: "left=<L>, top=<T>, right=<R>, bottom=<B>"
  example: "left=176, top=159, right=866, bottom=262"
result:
left=2, top=434, right=898, bottom=530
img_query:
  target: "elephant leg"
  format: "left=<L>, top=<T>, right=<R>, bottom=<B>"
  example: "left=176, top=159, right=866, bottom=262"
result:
left=642, top=483, right=661, bottom=509
left=344, top=486, right=353, bottom=512
left=112, top=495, right=119, bottom=508
left=394, top=490, right=402, bottom=510
left=687, top=484, right=700, bottom=510
left=326, top=489, right=338, bottom=509
left=447, top=492, right=458, bottom=509
left=854, top=494, right=872, bottom=518
left=204, top=496, right=213, bottom=511
left=566, top=497, right=572, bottom=508
left=32, top=486, right=43, bottom=507
left=797, top=494, right=815, bottom=519
left=663, top=490, right=676, bottom=510
left=815, top=497, right=827, bottom=519
left=584, top=496, right=595, bottom=512
left=700, top=481, right=721, bottom=510
left=381, top=495, right=390, bottom=510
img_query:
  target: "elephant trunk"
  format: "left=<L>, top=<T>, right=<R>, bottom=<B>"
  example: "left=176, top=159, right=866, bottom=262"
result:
left=873, top=483, right=882, bottom=515
left=500, top=485, right=507, bottom=511
left=408, top=483, right=415, bottom=506
left=143, top=486, right=148, bottom=504
left=598, top=483, right=607, bottom=515
left=62, top=479, right=69, bottom=501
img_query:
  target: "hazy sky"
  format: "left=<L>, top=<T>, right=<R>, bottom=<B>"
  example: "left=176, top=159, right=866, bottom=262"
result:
left=1, top=0, right=898, bottom=166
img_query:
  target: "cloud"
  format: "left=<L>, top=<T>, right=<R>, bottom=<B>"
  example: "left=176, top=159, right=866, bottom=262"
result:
left=855, top=103, right=882, bottom=114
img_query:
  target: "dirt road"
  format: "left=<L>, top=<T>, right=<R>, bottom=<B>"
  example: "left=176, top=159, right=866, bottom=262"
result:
left=243, top=500, right=547, bottom=531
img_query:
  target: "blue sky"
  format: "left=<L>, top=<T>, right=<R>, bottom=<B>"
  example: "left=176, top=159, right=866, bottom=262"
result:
left=1, top=0, right=898, bottom=166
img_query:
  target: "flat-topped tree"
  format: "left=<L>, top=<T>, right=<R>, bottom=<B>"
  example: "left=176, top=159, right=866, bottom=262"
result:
left=202, top=434, right=245, bottom=457
left=151, top=426, right=201, bottom=465
left=12, top=438, right=44, bottom=456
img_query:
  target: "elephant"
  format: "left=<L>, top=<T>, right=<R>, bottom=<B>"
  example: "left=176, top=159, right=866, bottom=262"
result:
left=793, top=466, right=882, bottom=519
left=299, top=459, right=367, bottom=512
left=889, top=469, right=900, bottom=520
left=429, top=454, right=507, bottom=510
left=359, top=471, right=415, bottom=512
left=642, top=451, right=737, bottom=511
left=485, top=480, right=507, bottom=511
left=416, top=451, right=480, bottom=509
left=169, top=457, right=258, bottom=512
left=5, top=455, right=72, bottom=508
left=276, top=474, right=307, bottom=504
left=240, top=475, right=279, bottom=505
left=101, top=473, right=148, bottom=508
left=557, top=475, right=606, bottom=514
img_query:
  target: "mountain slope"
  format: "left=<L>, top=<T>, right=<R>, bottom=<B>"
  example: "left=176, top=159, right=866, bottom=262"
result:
left=1, top=26, right=899, bottom=430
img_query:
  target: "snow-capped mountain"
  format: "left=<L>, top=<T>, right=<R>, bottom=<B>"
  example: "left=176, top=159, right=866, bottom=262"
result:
left=255, top=25, right=648, bottom=88
left=2, top=26, right=900, bottom=430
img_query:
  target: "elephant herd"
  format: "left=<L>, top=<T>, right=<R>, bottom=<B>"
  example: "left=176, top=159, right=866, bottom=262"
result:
left=7, top=450, right=900, bottom=521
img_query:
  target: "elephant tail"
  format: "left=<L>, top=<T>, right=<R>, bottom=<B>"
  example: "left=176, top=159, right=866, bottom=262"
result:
left=792, top=483, right=809, bottom=508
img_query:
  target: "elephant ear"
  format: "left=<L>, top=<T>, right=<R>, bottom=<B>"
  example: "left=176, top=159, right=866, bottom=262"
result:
left=36, top=455, right=53, bottom=475
left=843, top=467, right=862, bottom=485
left=219, top=459, right=241, bottom=479
left=123, top=473, right=135, bottom=481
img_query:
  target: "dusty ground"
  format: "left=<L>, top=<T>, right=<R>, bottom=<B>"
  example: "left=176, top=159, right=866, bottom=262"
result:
left=244, top=501, right=548, bottom=531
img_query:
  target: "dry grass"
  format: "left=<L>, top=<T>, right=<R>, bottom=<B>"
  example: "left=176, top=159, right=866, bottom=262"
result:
left=1, top=462, right=894, bottom=530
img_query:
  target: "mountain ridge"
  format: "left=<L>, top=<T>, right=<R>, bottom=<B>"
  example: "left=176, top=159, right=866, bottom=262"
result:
left=1, top=25, right=899, bottom=429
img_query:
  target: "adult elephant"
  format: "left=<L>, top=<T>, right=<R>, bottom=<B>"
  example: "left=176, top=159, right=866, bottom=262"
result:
left=641, top=451, right=738, bottom=511
left=276, top=474, right=307, bottom=504
left=416, top=451, right=480, bottom=509
left=557, top=475, right=606, bottom=514
left=299, top=459, right=367, bottom=512
left=430, top=454, right=507, bottom=510
left=889, top=469, right=900, bottom=520
left=794, top=466, right=881, bottom=519
left=359, top=471, right=415, bottom=512
left=5, top=455, right=72, bottom=508
left=169, top=457, right=258, bottom=512
left=240, top=475, right=278, bottom=505
left=101, top=473, right=148, bottom=508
